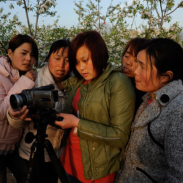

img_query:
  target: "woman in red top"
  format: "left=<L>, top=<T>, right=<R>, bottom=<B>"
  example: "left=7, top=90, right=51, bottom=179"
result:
left=55, top=31, right=135, bottom=183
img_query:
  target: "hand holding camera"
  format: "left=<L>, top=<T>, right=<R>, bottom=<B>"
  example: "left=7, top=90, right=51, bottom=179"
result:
left=8, top=105, right=31, bottom=122
left=55, top=113, right=79, bottom=129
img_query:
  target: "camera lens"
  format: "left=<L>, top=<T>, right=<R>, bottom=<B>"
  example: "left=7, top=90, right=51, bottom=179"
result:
left=10, top=93, right=27, bottom=109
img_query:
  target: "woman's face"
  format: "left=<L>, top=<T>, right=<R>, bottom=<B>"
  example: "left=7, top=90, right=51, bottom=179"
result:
left=134, top=50, right=165, bottom=95
left=76, top=45, right=97, bottom=83
left=8, top=43, right=36, bottom=71
left=48, top=47, right=70, bottom=82
left=122, top=46, right=137, bottom=78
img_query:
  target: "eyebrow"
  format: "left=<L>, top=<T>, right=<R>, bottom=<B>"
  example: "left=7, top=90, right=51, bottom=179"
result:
left=137, top=59, right=145, bottom=65
left=21, top=49, right=29, bottom=52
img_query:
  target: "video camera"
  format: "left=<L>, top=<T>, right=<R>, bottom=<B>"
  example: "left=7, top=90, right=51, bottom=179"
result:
left=10, top=84, right=58, bottom=111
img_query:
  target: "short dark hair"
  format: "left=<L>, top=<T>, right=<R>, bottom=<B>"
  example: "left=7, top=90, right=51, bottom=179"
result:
left=8, top=34, right=38, bottom=65
left=69, top=30, right=109, bottom=79
left=139, top=38, right=183, bottom=82
left=45, top=39, right=71, bottom=61
left=122, top=38, right=150, bottom=57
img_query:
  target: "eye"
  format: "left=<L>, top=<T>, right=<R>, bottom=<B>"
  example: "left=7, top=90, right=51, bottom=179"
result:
left=22, top=52, right=26, bottom=55
left=65, top=59, right=69, bottom=63
left=83, top=59, right=88, bottom=62
left=124, top=53, right=130, bottom=59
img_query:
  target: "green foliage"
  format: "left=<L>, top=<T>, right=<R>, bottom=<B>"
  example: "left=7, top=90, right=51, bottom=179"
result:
left=0, top=0, right=182, bottom=68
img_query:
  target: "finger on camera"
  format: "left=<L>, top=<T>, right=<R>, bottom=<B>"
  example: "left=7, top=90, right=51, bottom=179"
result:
left=9, top=107, right=20, bottom=117
left=56, top=113, right=65, bottom=118
left=23, top=117, right=32, bottom=122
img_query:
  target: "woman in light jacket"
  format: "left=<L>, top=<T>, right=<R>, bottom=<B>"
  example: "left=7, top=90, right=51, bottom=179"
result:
left=0, top=34, right=38, bottom=183
left=7, top=39, right=71, bottom=183
left=55, top=30, right=135, bottom=183
left=117, top=38, right=183, bottom=183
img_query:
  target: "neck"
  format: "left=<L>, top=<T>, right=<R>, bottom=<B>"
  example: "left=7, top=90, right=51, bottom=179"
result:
left=150, top=92, right=154, bottom=100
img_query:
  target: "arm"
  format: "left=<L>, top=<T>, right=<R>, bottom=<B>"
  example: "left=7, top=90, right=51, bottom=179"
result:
left=7, top=105, right=31, bottom=129
left=164, top=110, right=183, bottom=182
left=77, top=74, right=135, bottom=148
left=0, top=75, right=35, bottom=121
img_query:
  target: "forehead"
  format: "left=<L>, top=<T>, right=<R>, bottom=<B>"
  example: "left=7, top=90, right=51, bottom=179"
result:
left=126, top=46, right=135, bottom=56
left=137, top=50, right=146, bottom=61
left=16, top=43, right=32, bottom=51
left=53, top=47, right=69, bottom=56
left=76, top=45, right=90, bottom=58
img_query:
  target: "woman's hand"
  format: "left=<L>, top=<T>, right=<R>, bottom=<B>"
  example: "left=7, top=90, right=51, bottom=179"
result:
left=8, top=105, right=31, bottom=122
left=55, top=113, right=79, bottom=129
left=25, top=70, right=36, bottom=81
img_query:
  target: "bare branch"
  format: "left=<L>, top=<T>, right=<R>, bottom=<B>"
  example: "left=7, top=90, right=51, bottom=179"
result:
left=153, top=0, right=161, bottom=19
left=104, top=0, right=113, bottom=24
left=159, top=0, right=164, bottom=17
left=0, top=41, right=7, bottom=52
left=23, top=0, right=33, bottom=36
left=166, top=1, right=183, bottom=16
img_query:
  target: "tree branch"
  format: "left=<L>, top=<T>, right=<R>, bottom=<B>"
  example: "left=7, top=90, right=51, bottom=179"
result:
left=166, top=1, right=183, bottom=16
left=23, top=0, right=33, bottom=36
left=153, top=0, right=161, bottom=19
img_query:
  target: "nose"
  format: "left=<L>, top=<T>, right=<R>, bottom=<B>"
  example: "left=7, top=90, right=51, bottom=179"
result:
left=80, top=62, right=85, bottom=70
left=58, top=59, right=65, bottom=68
left=134, top=63, right=139, bottom=76
left=126, top=58, right=132, bottom=66
left=26, top=54, right=31, bottom=61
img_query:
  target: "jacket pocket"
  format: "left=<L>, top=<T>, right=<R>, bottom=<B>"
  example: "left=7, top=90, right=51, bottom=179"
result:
left=136, top=167, right=158, bottom=183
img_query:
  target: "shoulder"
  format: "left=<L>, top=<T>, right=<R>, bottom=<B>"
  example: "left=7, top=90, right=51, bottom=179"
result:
left=62, top=76, right=82, bottom=89
left=108, top=71, right=134, bottom=92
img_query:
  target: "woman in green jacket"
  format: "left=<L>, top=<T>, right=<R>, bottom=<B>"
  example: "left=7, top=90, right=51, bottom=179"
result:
left=55, top=30, right=135, bottom=183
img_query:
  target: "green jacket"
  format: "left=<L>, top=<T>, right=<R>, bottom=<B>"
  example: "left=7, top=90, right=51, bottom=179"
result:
left=62, top=64, right=135, bottom=180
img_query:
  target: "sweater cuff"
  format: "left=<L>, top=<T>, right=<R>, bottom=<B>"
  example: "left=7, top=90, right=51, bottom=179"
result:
left=7, top=110, right=25, bottom=129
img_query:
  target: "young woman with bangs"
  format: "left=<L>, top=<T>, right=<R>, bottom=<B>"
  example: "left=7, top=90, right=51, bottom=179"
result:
left=55, top=30, right=135, bottom=183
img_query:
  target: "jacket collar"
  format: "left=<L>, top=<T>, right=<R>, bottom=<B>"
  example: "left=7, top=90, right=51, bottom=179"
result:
left=85, top=63, right=121, bottom=92
left=0, top=56, right=19, bottom=83
left=36, top=64, right=65, bottom=97
left=134, top=80, right=183, bottom=127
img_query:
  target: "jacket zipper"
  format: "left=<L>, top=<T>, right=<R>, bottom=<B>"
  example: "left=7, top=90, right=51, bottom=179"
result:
left=83, top=83, right=94, bottom=180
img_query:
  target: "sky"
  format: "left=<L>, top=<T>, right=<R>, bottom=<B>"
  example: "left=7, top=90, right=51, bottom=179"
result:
left=1, top=0, right=183, bottom=29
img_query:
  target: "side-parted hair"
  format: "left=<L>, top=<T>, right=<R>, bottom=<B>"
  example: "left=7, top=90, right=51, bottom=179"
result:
left=69, top=30, right=109, bottom=79
left=122, top=38, right=150, bottom=58
left=139, top=38, right=183, bottom=82
left=8, top=34, right=38, bottom=65
left=45, top=39, right=71, bottom=62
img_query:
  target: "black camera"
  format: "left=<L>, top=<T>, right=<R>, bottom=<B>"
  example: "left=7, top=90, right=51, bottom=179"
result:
left=10, top=84, right=58, bottom=110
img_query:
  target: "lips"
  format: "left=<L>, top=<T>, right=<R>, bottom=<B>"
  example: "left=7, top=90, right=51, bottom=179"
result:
left=123, top=66, right=130, bottom=73
left=23, top=64, right=31, bottom=68
left=56, top=70, right=64, bottom=75
left=82, top=73, right=88, bottom=77
left=135, top=80, right=140, bottom=83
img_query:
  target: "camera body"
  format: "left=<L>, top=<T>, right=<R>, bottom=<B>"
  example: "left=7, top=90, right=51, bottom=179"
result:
left=10, top=84, right=58, bottom=110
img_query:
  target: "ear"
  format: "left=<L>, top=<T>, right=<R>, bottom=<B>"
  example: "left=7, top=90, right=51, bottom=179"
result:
left=7, top=49, right=13, bottom=60
left=161, top=71, right=173, bottom=83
